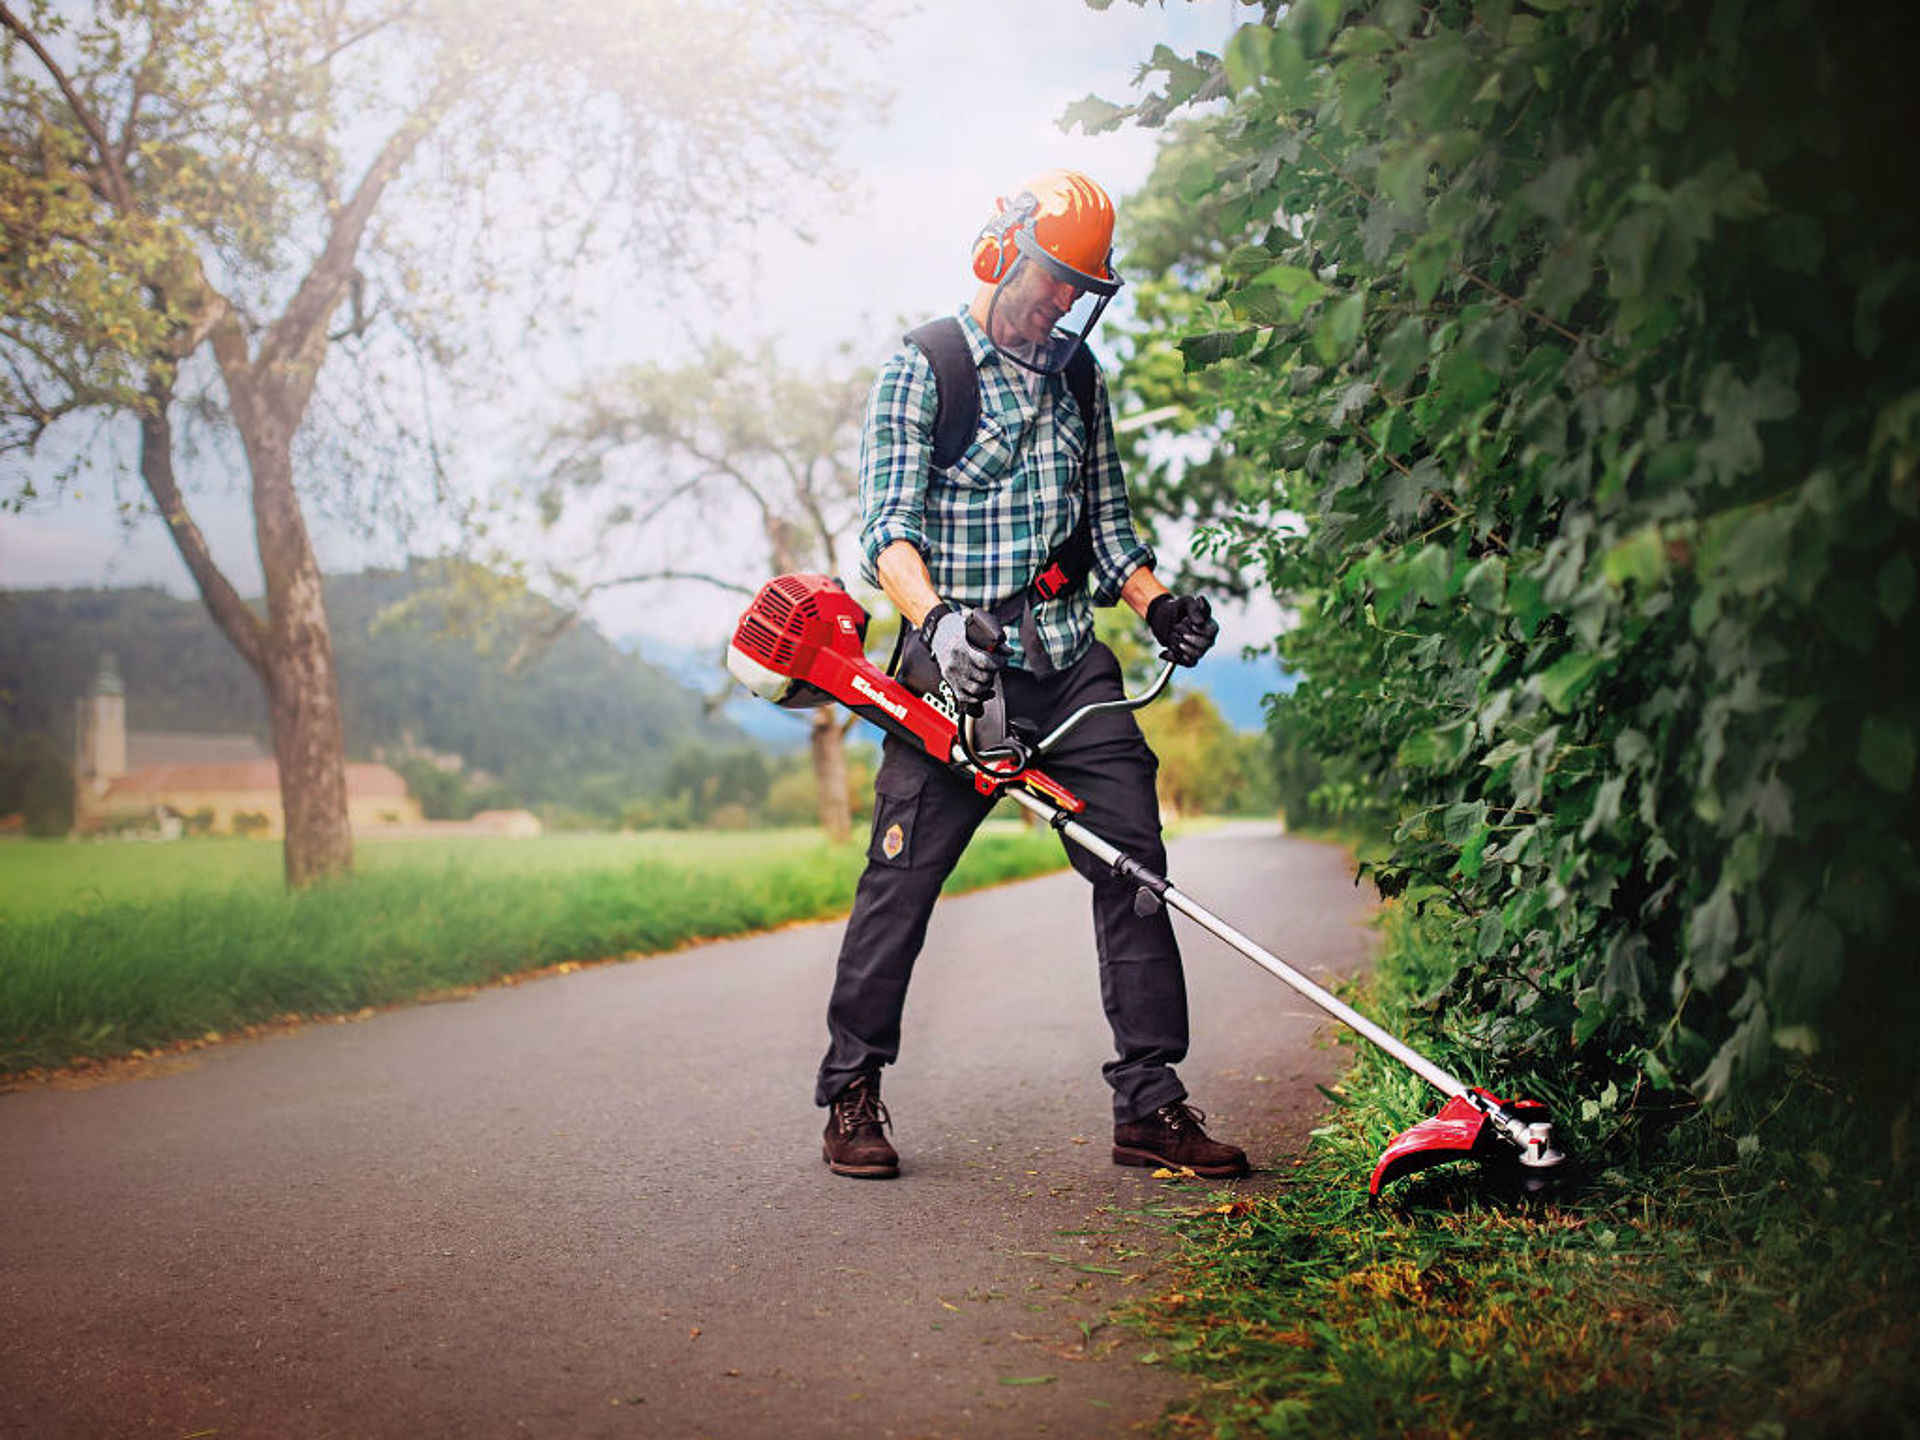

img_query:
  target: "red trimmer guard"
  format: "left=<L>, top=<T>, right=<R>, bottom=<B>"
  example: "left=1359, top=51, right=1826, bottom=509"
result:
left=1368, top=1088, right=1554, bottom=1197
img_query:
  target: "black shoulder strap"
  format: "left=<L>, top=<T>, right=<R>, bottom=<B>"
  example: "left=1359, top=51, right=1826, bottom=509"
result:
left=1063, top=343, right=1097, bottom=443
left=903, top=319, right=1100, bottom=470
left=903, top=319, right=978, bottom=471
left=1046, top=345, right=1100, bottom=600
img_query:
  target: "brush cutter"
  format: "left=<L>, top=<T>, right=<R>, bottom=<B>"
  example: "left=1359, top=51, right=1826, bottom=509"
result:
left=726, top=574, right=1567, bottom=1197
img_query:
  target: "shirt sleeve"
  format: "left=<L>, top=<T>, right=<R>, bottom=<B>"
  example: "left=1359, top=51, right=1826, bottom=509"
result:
left=857, top=348, right=940, bottom=585
left=1084, top=363, right=1155, bottom=606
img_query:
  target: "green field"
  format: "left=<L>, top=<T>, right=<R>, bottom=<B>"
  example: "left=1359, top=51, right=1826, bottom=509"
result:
left=0, top=824, right=1070, bottom=1075
left=0, top=829, right=842, bottom=919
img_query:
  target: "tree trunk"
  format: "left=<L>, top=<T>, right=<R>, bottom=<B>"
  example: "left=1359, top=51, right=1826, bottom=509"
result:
left=264, top=575, right=354, bottom=888
left=232, top=383, right=355, bottom=888
left=810, top=709, right=851, bottom=844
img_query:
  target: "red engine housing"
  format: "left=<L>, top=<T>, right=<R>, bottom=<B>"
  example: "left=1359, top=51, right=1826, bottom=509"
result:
left=726, top=574, right=958, bottom=762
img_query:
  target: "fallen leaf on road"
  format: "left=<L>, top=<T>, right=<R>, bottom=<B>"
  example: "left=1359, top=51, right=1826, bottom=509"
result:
left=998, top=1375, right=1056, bottom=1386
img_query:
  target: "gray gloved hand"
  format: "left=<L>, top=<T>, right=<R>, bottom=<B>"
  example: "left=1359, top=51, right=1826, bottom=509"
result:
left=1146, top=592, right=1219, bottom=667
left=924, top=605, right=1007, bottom=716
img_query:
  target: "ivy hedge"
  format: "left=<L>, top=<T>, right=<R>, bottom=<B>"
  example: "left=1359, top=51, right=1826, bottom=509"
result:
left=1089, top=0, right=1918, bottom=1115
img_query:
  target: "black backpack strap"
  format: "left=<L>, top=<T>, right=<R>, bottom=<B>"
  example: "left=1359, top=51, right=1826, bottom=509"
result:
left=903, top=318, right=979, bottom=471
left=1063, top=343, right=1097, bottom=442
left=1028, top=344, right=1100, bottom=610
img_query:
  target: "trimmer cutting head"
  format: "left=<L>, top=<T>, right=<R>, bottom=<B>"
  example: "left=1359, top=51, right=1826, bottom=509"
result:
left=1369, top=1089, right=1566, bottom=1198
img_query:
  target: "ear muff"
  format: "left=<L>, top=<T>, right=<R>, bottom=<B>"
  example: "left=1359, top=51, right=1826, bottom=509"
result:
left=970, top=191, right=1036, bottom=286
left=971, top=233, right=1009, bottom=285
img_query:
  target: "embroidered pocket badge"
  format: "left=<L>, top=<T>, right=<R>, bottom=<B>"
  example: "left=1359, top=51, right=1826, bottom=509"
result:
left=882, top=822, right=906, bottom=860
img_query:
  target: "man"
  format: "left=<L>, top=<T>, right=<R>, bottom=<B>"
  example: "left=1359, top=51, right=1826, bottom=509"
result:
left=817, top=169, right=1247, bottom=1182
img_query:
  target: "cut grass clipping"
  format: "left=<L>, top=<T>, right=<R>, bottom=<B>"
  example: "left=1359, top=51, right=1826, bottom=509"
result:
left=1125, top=906, right=1919, bottom=1439
left=0, top=826, right=1067, bottom=1077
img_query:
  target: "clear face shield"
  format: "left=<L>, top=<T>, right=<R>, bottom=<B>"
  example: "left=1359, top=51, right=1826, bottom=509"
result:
left=985, top=230, right=1122, bottom=376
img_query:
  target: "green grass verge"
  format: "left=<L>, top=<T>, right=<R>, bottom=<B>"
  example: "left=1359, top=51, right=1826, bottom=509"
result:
left=0, top=824, right=1068, bottom=1076
left=0, top=829, right=852, bottom=919
left=1124, top=906, right=1919, bottom=1438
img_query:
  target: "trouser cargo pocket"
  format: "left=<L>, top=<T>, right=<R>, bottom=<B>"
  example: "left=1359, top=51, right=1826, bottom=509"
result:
left=867, top=759, right=926, bottom=869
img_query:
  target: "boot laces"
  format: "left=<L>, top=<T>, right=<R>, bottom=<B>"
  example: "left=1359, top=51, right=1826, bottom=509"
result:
left=836, top=1079, right=891, bottom=1135
left=1158, top=1101, right=1207, bottom=1133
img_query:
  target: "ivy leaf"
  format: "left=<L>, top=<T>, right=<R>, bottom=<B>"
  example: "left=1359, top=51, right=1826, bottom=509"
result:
left=1059, top=94, right=1132, bottom=134
left=1877, top=553, right=1916, bottom=624
left=1223, top=23, right=1273, bottom=93
left=1377, top=140, right=1432, bottom=216
left=1476, top=910, right=1506, bottom=957
left=1521, top=153, right=1584, bottom=226
left=1398, top=719, right=1474, bottom=770
left=1763, top=213, right=1825, bottom=276
left=1533, top=238, right=1594, bottom=318
left=1602, top=526, right=1666, bottom=590
left=1406, top=236, right=1451, bottom=305
left=1407, top=542, right=1452, bottom=607
left=1600, top=934, right=1652, bottom=1018
left=1248, top=263, right=1326, bottom=302
left=1312, top=293, right=1366, bottom=365
left=1376, top=318, right=1428, bottom=392
left=1443, top=800, right=1488, bottom=844
left=1751, top=775, right=1794, bottom=835
left=1686, top=887, right=1740, bottom=989
left=1767, top=910, right=1844, bottom=1024
left=1180, top=329, right=1258, bottom=371
left=1857, top=715, right=1916, bottom=794
left=1538, top=652, right=1606, bottom=713
left=1461, top=554, right=1507, bottom=612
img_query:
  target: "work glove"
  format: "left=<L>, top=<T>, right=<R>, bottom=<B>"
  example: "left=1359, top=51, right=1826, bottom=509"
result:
left=923, top=604, right=1007, bottom=716
left=1146, top=592, right=1219, bottom=668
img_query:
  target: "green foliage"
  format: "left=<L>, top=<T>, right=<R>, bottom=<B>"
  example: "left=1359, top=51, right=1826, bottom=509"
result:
left=0, top=731, right=72, bottom=834
left=1098, top=0, right=1920, bottom=1108
left=1138, top=689, right=1267, bottom=817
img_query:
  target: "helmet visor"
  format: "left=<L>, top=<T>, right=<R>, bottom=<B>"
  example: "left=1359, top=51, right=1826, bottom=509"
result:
left=986, top=250, right=1118, bottom=376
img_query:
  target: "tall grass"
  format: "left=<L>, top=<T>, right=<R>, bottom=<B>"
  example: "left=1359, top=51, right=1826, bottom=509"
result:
left=0, top=826, right=1068, bottom=1075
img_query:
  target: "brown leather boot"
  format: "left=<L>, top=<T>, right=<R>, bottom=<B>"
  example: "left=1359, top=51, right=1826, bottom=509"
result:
left=1113, top=1101, right=1250, bottom=1178
left=822, top=1072, right=899, bottom=1179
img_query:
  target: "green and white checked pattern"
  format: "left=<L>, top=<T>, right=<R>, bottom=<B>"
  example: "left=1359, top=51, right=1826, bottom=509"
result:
left=858, top=308, right=1154, bottom=672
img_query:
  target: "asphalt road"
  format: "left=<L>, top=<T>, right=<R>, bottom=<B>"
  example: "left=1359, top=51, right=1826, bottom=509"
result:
left=0, top=823, right=1377, bottom=1440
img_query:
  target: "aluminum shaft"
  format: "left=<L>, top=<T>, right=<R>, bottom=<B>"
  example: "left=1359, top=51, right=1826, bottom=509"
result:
left=1005, top=789, right=1470, bottom=1102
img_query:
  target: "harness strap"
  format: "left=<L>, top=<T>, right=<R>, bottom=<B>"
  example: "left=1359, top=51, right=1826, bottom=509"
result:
left=901, top=318, right=1102, bottom=676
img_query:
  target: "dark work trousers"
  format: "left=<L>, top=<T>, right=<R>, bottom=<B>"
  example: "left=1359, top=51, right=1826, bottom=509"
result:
left=815, top=641, right=1190, bottom=1125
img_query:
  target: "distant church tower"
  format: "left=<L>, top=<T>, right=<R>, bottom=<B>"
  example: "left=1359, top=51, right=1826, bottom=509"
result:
left=73, top=653, right=128, bottom=808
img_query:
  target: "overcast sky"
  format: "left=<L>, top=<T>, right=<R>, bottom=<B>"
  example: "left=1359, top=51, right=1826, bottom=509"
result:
left=0, top=0, right=1268, bottom=652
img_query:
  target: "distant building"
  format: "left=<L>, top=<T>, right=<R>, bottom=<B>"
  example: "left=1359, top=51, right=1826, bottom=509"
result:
left=72, top=655, right=422, bottom=837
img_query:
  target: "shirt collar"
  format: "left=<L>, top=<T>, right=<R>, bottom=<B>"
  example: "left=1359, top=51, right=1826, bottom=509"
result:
left=956, top=304, right=1056, bottom=417
left=955, top=306, right=998, bottom=369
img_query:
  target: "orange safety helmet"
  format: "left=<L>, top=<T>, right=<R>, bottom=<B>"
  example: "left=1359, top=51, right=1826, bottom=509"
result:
left=973, top=169, right=1123, bottom=375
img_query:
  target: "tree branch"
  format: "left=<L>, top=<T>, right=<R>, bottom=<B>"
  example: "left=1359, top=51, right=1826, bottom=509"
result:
left=579, top=567, right=756, bottom=600
left=136, top=372, right=269, bottom=678
left=0, top=3, right=136, bottom=209
left=257, top=60, right=471, bottom=397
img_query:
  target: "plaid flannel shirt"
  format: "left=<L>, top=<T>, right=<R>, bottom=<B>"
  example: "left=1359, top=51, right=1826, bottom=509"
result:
left=858, top=308, right=1154, bottom=672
